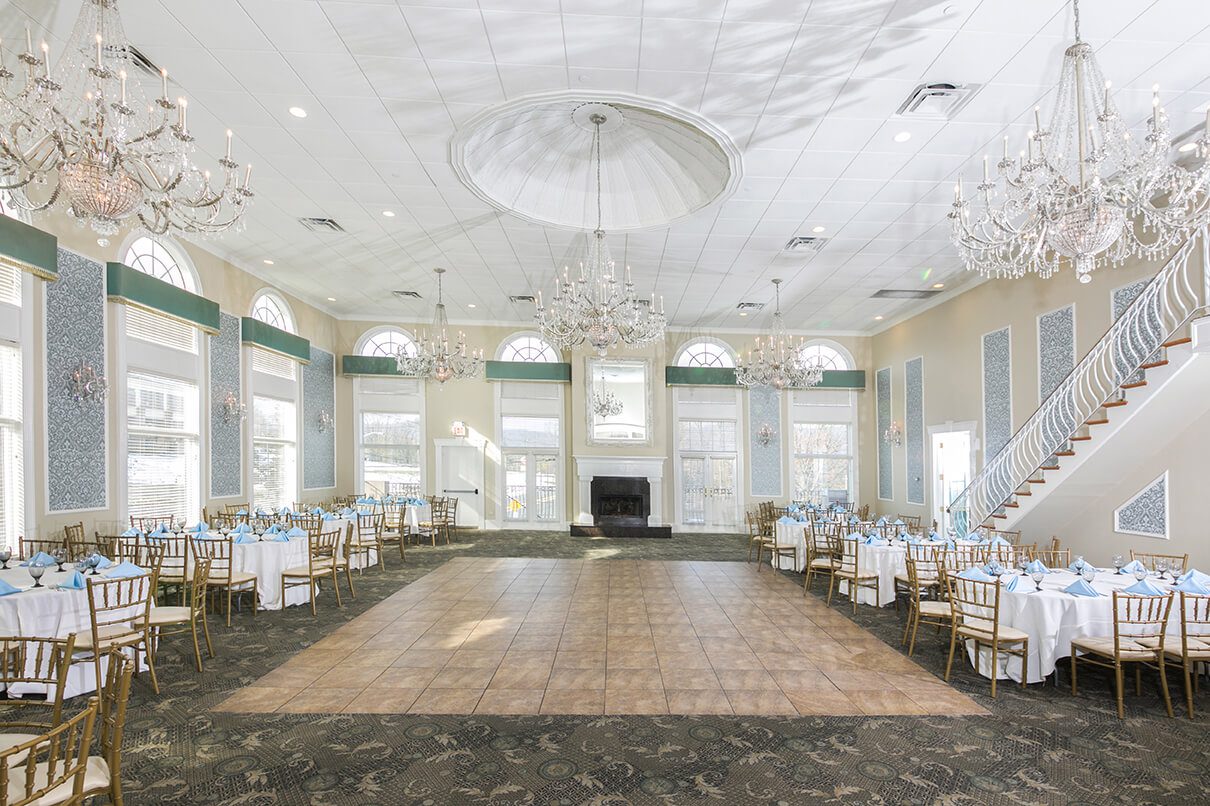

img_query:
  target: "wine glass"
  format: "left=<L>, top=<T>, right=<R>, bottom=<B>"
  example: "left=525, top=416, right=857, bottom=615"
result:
left=1156, top=559, right=1169, bottom=580
left=0, top=545, right=11, bottom=570
left=1017, top=557, right=1029, bottom=577
left=1112, top=555, right=1125, bottom=574
left=1081, top=565, right=1095, bottom=584
left=1030, top=570, right=1044, bottom=592
left=1133, top=566, right=1148, bottom=583
left=85, top=554, right=100, bottom=575
left=28, top=561, right=46, bottom=588
left=51, top=547, right=66, bottom=572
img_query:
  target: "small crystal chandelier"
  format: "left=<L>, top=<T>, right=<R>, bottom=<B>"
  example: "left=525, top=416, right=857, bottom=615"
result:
left=535, top=106, right=666, bottom=355
left=395, top=268, right=483, bottom=384
left=590, top=365, right=623, bottom=418
left=221, top=390, right=246, bottom=425
left=735, top=279, right=824, bottom=390
left=0, top=0, right=253, bottom=236
left=950, top=0, right=1210, bottom=284
left=882, top=420, right=903, bottom=447
left=66, top=359, right=107, bottom=405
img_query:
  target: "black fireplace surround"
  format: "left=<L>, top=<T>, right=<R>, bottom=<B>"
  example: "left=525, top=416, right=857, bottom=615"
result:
left=569, top=475, right=671, bottom=538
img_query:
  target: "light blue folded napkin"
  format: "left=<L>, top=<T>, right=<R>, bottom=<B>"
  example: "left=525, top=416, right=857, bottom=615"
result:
left=286, top=526, right=307, bottom=538
left=965, top=531, right=982, bottom=542
left=233, top=533, right=258, bottom=545
left=231, top=523, right=252, bottom=534
left=876, top=516, right=887, bottom=526
left=1026, top=560, right=1050, bottom=575
left=990, top=536, right=1010, bottom=546
left=264, top=524, right=281, bottom=535
left=322, top=513, right=336, bottom=521
left=94, top=555, right=113, bottom=570
left=848, top=515, right=859, bottom=524
left=1123, top=578, right=1166, bottom=596
left=105, top=561, right=146, bottom=579
left=864, top=536, right=887, bottom=546
left=893, top=518, right=904, bottom=526
left=1068, top=558, right=1089, bottom=573
left=1177, top=569, right=1210, bottom=585
left=1119, top=559, right=1147, bottom=575
left=271, top=532, right=290, bottom=542
left=311, top=507, right=324, bottom=515
left=927, top=530, right=941, bottom=541
left=982, top=561, right=1006, bottom=577
left=341, top=508, right=354, bottom=517
left=1176, top=576, right=1210, bottom=595
left=20, top=551, right=57, bottom=567
left=1005, top=575, right=1021, bottom=593
left=957, top=567, right=995, bottom=582
left=120, top=528, right=140, bottom=537
left=254, top=508, right=267, bottom=517
left=189, top=522, right=208, bottom=533
left=776, top=516, right=796, bottom=525
left=356, top=497, right=370, bottom=504
left=151, top=524, right=169, bottom=535
left=0, top=579, right=19, bottom=596
left=278, top=507, right=291, bottom=516
left=846, top=531, right=863, bottom=541
left=1064, top=578, right=1101, bottom=597
left=59, top=571, right=85, bottom=590
left=944, top=539, right=957, bottom=549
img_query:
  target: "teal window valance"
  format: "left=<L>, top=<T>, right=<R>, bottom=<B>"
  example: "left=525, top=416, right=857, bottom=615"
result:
left=340, top=355, right=407, bottom=377
left=106, top=262, right=220, bottom=334
left=241, top=317, right=310, bottom=363
left=665, top=366, right=866, bottom=390
left=485, top=361, right=571, bottom=382
left=0, top=215, right=57, bottom=281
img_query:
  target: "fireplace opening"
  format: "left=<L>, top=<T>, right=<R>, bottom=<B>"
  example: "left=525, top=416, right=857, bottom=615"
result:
left=590, top=476, right=650, bottom=528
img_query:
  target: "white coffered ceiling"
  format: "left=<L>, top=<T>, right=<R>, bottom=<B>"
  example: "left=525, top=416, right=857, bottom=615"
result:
left=6, top=0, right=1210, bottom=333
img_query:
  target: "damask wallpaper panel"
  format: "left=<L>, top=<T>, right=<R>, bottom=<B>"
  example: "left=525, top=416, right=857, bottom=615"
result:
left=982, top=327, right=1012, bottom=462
left=46, top=249, right=107, bottom=512
left=209, top=312, right=242, bottom=498
left=747, top=386, right=782, bottom=497
left=302, top=346, right=335, bottom=490
left=904, top=357, right=924, bottom=505
left=1038, top=305, right=1075, bottom=400
left=1115, top=472, right=1168, bottom=539
left=876, top=366, right=892, bottom=501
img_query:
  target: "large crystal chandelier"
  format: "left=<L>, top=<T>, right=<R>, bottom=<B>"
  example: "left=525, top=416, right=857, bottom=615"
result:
left=950, top=0, right=1210, bottom=284
left=535, top=108, right=666, bottom=355
left=395, top=268, right=483, bottom=384
left=0, top=0, right=252, bottom=236
left=734, top=279, right=824, bottom=390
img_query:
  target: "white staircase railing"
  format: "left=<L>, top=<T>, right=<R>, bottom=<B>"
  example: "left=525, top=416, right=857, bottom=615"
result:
left=949, top=229, right=1209, bottom=532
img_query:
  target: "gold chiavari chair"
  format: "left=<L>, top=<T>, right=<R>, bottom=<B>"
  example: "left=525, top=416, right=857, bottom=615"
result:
left=417, top=497, right=449, bottom=546
left=148, top=535, right=190, bottom=606
left=1071, top=591, right=1174, bottom=718
left=902, top=549, right=949, bottom=656
left=347, top=511, right=386, bottom=572
left=281, top=527, right=344, bottom=616
left=80, top=648, right=134, bottom=805
left=0, top=697, right=98, bottom=805
left=129, top=515, right=176, bottom=533
left=443, top=497, right=459, bottom=542
left=937, top=545, right=990, bottom=575
left=828, top=534, right=879, bottom=613
left=332, top=522, right=358, bottom=601
left=1130, top=550, right=1190, bottom=575
left=81, top=573, right=158, bottom=694
left=745, top=511, right=764, bottom=564
left=944, top=573, right=1029, bottom=697
left=894, top=541, right=941, bottom=612
left=143, top=557, right=215, bottom=672
left=759, top=516, right=798, bottom=574
left=1163, top=591, right=1210, bottom=718
left=18, top=536, right=66, bottom=562
left=992, top=543, right=1033, bottom=568
left=0, top=635, right=76, bottom=740
left=803, top=521, right=839, bottom=594
left=988, top=528, right=1022, bottom=545
left=857, top=504, right=870, bottom=521
left=78, top=534, right=120, bottom=564
left=896, top=514, right=922, bottom=531
left=63, top=522, right=85, bottom=551
left=1030, top=548, right=1071, bottom=569
left=191, top=535, right=258, bottom=627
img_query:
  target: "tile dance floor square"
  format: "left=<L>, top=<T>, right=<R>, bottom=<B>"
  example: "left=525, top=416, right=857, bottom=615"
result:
left=216, top=558, right=985, bottom=716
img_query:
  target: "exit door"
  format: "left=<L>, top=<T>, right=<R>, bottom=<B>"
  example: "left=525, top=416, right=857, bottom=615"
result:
left=436, top=441, right=484, bottom=529
left=930, top=425, right=974, bottom=535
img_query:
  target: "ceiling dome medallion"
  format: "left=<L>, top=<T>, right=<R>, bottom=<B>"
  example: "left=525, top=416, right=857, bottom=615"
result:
left=451, top=92, right=742, bottom=232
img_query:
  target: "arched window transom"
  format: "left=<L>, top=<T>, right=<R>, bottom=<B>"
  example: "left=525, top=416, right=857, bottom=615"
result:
left=124, top=236, right=197, bottom=293
left=358, top=327, right=418, bottom=358
left=498, top=334, right=558, bottom=363
left=675, top=339, right=735, bottom=368
left=800, top=342, right=850, bottom=372
left=250, top=291, right=295, bottom=334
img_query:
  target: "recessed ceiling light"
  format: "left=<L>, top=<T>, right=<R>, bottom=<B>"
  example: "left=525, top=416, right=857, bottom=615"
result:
left=894, top=131, right=912, bottom=143
left=933, top=282, right=944, bottom=289
left=738, top=311, right=748, bottom=317
left=874, top=315, right=884, bottom=321
left=1179, top=141, right=1197, bottom=153
left=262, top=259, right=274, bottom=265
left=288, top=106, right=307, bottom=118
left=467, top=303, right=476, bottom=308
left=326, top=297, right=336, bottom=302
left=382, top=210, right=395, bottom=217
left=811, top=225, right=826, bottom=233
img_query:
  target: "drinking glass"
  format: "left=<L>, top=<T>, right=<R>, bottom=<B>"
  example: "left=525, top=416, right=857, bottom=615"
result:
left=1081, top=565, right=1095, bottom=584
left=1017, top=558, right=1028, bottom=576
left=1156, top=559, right=1169, bottom=580
left=1112, top=555, right=1125, bottom=573
left=1030, top=570, right=1044, bottom=592
left=28, top=562, right=46, bottom=588
left=51, top=547, right=66, bottom=572
left=1133, top=566, right=1148, bottom=583
left=85, top=554, right=100, bottom=575
left=0, top=545, right=11, bottom=570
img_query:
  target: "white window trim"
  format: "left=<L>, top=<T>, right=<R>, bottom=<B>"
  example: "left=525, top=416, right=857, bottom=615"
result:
left=249, top=288, right=296, bottom=334
left=672, top=386, right=743, bottom=531
left=355, top=326, right=419, bottom=358
left=246, top=345, right=301, bottom=510
left=352, top=376, right=426, bottom=499
left=672, top=336, right=737, bottom=368
left=788, top=389, right=860, bottom=507
left=117, top=232, right=201, bottom=295
left=492, top=381, right=565, bottom=531
left=494, top=330, right=560, bottom=363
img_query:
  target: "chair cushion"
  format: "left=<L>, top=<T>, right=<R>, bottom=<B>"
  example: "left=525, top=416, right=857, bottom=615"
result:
left=208, top=570, right=256, bottom=587
left=808, top=558, right=837, bottom=570
left=145, top=606, right=193, bottom=626
left=282, top=562, right=333, bottom=577
left=836, top=570, right=878, bottom=581
left=20, top=754, right=109, bottom=806
left=917, top=600, right=951, bottom=618
left=75, top=624, right=143, bottom=651
left=1071, top=636, right=1159, bottom=660
left=958, top=617, right=1029, bottom=643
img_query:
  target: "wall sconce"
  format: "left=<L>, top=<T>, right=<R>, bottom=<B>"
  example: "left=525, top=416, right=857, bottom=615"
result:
left=450, top=420, right=468, bottom=438
left=221, top=391, right=246, bottom=425
left=317, top=410, right=333, bottom=433
left=756, top=422, right=776, bottom=447
left=883, top=420, right=903, bottom=447
left=66, top=360, right=107, bottom=405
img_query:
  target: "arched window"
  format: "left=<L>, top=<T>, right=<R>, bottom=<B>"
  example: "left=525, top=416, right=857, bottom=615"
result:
left=357, top=327, right=418, bottom=358
left=250, top=290, right=295, bottom=334
left=497, top=333, right=558, bottom=363
left=675, top=338, right=735, bottom=368
left=800, top=341, right=851, bottom=371
left=123, top=236, right=198, bottom=293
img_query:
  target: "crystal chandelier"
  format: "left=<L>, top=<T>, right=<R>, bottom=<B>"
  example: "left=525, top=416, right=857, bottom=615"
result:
left=590, top=366, right=623, bottom=418
left=735, top=279, right=824, bottom=390
left=950, top=0, right=1210, bottom=284
left=395, top=268, right=483, bottom=384
left=0, top=0, right=253, bottom=236
left=535, top=107, right=666, bottom=355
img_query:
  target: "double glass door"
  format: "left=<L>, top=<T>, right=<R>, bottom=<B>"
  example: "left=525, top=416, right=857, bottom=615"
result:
left=503, top=451, right=558, bottom=523
left=680, top=454, right=737, bottom=528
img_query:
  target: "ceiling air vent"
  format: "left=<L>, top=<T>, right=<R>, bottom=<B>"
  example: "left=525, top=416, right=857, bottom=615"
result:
left=736, top=301, right=766, bottom=312
left=392, top=290, right=421, bottom=300
left=871, top=289, right=943, bottom=300
left=509, top=294, right=536, bottom=304
left=896, top=82, right=981, bottom=121
left=298, top=217, right=345, bottom=233
left=783, top=236, right=828, bottom=252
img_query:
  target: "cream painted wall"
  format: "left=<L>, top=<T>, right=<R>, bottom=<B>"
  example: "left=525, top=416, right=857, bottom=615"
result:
left=24, top=211, right=347, bottom=538
left=865, top=251, right=1198, bottom=555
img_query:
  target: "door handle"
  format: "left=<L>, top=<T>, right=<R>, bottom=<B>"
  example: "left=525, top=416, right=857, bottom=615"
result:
left=445, top=488, right=478, bottom=495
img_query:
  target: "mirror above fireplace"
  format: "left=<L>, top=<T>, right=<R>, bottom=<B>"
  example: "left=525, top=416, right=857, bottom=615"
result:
left=586, top=357, right=652, bottom=446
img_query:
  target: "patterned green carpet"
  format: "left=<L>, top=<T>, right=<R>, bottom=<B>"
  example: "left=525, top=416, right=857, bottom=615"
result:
left=79, top=532, right=1210, bottom=803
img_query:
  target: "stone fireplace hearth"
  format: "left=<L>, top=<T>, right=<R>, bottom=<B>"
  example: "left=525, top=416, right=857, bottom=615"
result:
left=571, top=456, right=671, bottom=538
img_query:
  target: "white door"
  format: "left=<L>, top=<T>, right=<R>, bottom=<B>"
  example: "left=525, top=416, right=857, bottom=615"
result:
left=680, top=455, right=738, bottom=529
left=438, top=442, right=484, bottom=529
left=930, top=427, right=973, bottom=535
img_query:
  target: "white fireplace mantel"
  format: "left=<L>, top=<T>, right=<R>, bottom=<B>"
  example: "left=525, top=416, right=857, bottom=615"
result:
left=573, top=455, right=666, bottom=527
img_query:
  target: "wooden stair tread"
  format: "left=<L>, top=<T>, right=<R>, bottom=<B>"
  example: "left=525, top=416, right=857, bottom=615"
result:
left=1070, top=435, right=1092, bottom=441
left=992, top=513, right=1007, bottom=519
left=1103, top=400, right=1128, bottom=408
left=1085, top=418, right=1109, bottom=426
left=1055, top=450, right=1075, bottom=457
left=1162, top=336, right=1192, bottom=348
left=1121, top=381, right=1147, bottom=389
left=1015, top=491, right=1032, bottom=496
left=1005, top=502, right=1019, bottom=508
left=1141, top=360, right=1169, bottom=370
left=1040, top=465, right=1060, bottom=471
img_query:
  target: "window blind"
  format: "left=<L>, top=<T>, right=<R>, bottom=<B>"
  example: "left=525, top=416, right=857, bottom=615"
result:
left=126, top=371, right=200, bottom=523
left=0, top=344, right=22, bottom=549
left=252, top=346, right=296, bottom=380
left=127, top=306, right=198, bottom=353
left=253, top=395, right=296, bottom=510
left=0, top=266, right=19, bottom=307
